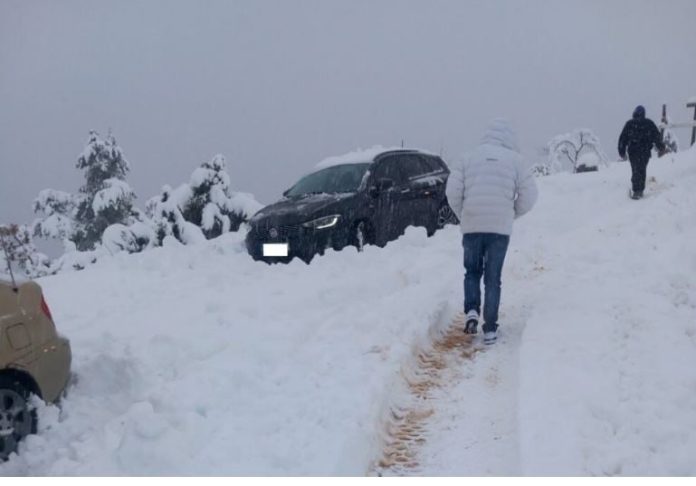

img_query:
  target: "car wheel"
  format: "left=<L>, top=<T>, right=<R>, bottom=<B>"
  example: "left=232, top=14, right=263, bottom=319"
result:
left=0, top=377, right=37, bottom=462
left=436, top=202, right=458, bottom=229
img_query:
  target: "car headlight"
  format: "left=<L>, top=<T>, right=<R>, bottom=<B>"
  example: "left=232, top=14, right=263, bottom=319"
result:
left=302, top=215, right=341, bottom=230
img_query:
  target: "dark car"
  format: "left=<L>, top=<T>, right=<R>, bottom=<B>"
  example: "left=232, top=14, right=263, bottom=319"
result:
left=245, top=148, right=458, bottom=263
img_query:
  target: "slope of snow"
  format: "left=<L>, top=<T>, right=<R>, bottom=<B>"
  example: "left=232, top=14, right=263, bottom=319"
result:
left=416, top=148, right=696, bottom=476
left=1, top=148, right=695, bottom=476
left=514, top=150, right=696, bottom=475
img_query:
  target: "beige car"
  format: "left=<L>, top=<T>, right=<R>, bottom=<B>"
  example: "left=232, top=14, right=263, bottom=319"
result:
left=0, top=278, right=72, bottom=460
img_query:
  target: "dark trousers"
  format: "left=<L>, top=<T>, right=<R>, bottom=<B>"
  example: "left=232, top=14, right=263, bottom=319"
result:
left=629, top=151, right=650, bottom=194
left=463, top=233, right=510, bottom=333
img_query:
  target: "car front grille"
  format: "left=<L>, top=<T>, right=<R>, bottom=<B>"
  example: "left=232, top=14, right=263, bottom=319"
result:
left=254, top=224, right=302, bottom=240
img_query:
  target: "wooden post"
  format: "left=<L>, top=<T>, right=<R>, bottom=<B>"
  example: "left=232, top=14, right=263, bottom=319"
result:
left=688, top=101, right=696, bottom=146
left=661, top=104, right=667, bottom=140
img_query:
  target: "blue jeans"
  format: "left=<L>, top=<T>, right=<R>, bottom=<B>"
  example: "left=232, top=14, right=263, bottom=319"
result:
left=463, top=233, right=510, bottom=333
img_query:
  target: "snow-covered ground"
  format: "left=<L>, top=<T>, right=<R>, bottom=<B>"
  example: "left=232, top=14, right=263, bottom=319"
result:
left=2, top=147, right=695, bottom=476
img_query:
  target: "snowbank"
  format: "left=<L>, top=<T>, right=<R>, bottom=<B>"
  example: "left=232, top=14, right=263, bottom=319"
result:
left=2, top=147, right=695, bottom=476
left=514, top=147, right=696, bottom=475
left=2, top=226, right=463, bottom=475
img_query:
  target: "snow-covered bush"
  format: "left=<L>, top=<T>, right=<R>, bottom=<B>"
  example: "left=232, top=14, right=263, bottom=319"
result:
left=0, top=224, right=51, bottom=278
left=181, top=154, right=263, bottom=239
left=146, top=185, right=206, bottom=246
left=102, top=221, right=155, bottom=254
left=663, top=128, right=679, bottom=153
left=540, top=128, right=609, bottom=175
left=32, top=189, right=80, bottom=248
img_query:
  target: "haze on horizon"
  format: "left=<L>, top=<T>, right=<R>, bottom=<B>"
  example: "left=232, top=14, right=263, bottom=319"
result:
left=2, top=0, right=695, bottom=227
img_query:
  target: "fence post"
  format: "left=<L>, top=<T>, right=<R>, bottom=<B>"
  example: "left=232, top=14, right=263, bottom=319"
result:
left=688, top=100, right=696, bottom=146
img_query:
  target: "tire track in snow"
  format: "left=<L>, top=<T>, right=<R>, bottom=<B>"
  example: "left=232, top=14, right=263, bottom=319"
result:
left=371, top=312, right=485, bottom=476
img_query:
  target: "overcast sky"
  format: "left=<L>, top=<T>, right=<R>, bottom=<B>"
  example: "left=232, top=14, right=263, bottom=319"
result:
left=2, top=0, right=695, bottom=227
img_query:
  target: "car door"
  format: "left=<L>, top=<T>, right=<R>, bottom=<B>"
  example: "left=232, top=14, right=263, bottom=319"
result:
left=369, top=156, right=409, bottom=244
left=416, top=154, right=449, bottom=221
left=395, top=154, right=439, bottom=229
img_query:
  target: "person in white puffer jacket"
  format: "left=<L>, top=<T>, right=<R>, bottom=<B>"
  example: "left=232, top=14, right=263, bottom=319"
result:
left=446, top=119, right=538, bottom=344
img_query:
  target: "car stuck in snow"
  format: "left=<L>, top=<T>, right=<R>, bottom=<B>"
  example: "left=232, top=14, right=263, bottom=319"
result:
left=245, top=147, right=458, bottom=263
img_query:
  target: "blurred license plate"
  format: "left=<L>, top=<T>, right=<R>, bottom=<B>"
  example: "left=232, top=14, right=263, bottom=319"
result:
left=263, top=243, right=288, bottom=257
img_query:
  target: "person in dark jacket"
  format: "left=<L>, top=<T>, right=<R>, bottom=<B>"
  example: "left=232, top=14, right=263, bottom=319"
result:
left=618, top=105, right=666, bottom=199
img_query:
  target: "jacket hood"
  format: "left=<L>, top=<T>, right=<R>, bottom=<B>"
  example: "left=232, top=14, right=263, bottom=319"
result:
left=633, top=105, right=646, bottom=119
left=480, top=119, right=520, bottom=152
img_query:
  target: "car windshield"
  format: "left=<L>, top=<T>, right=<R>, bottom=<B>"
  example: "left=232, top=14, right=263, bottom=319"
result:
left=286, top=163, right=370, bottom=197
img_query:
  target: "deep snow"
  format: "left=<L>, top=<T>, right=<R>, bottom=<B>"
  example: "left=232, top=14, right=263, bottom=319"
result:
left=1, top=147, right=695, bottom=476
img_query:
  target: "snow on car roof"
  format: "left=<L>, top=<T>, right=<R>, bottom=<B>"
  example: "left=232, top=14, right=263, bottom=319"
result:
left=314, top=145, right=436, bottom=170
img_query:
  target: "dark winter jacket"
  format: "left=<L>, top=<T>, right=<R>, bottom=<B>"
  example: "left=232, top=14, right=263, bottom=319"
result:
left=618, top=106, right=665, bottom=159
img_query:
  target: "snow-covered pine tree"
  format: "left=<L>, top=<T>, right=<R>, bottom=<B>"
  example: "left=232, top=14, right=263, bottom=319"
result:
left=73, top=130, right=137, bottom=250
left=0, top=224, right=51, bottom=278
left=181, top=154, right=261, bottom=239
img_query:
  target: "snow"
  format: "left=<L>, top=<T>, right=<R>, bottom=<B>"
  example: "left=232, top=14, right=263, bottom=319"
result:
left=91, top=179, right=135, bottom=214
left=102, top=222, right=155, bottom=254
left=577, top=151, right=600, bottom=168
left=1, top=147, right=695, bottom=475
left=314, top=145, right=439, bottom=170
left=227, top=192, right=264, bottom=218
left=33, top=189, right=76, bottom=215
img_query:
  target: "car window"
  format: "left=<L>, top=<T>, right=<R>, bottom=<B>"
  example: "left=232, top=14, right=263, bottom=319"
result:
left=420, top=155, right=446, bottom=173
left=286, top=163, right=370, bottom=197
left=397, top=154, right=431, bottom=180
left=372, top=157, right=407, bottom=185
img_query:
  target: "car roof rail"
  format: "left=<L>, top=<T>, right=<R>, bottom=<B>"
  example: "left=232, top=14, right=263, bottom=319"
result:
left=0, top=225, right=19, bottom=292
left=374, top=148, right=419, bottom=161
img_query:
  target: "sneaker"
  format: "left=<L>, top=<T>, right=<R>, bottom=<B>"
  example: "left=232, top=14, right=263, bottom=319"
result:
left=483, top=330, right=497, bottom=345
left=464, top=310, right=479, bottom=335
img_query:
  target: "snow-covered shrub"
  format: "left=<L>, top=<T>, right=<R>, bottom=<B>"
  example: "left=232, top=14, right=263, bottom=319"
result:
left=663, top=128, right=679, bottom=153
left=181, top=154, right=263, bottom=239
left=32, top=189, right=80, bottom=247
left=541, top=128, right=609, bottom=175
left=0, top=224, right=51, bottom=278
left=146, top=185, right=206, bottom=246
left=102, top=221, right=155, bottom=254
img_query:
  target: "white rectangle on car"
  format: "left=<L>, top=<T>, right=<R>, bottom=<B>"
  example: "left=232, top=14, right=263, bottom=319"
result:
left=263, top=243, right=289, bottom=257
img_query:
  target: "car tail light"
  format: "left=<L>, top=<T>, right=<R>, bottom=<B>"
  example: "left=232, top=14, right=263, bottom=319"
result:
left=40, top=295, right=54, bottom=321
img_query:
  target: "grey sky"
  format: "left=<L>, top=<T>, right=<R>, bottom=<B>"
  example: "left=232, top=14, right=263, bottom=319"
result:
left=2, top=0, right=695, bottom=227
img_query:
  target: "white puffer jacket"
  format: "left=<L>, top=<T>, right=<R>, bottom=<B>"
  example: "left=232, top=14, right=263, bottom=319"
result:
left=446, top=119, right=538, bottom=236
